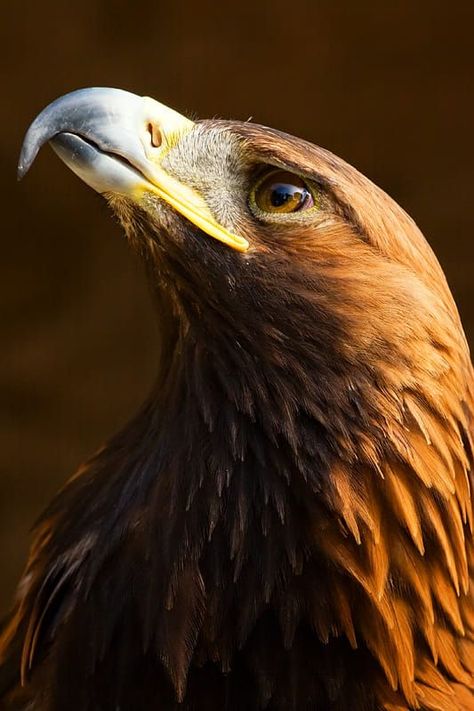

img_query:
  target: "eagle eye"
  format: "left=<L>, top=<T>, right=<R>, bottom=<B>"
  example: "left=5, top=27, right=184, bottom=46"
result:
left=252, top=169, right=315, bottom=215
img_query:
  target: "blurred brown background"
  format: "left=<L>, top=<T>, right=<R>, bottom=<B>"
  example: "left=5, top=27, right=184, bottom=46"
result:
left=1, top=1, right=473, bottom=613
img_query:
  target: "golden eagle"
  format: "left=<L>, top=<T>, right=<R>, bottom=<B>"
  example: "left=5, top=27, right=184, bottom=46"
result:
left=0, top=87, right=473, bottom=710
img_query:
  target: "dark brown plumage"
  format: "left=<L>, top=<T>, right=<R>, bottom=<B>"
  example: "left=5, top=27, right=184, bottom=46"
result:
left=1, top=88, right=473, bottom=710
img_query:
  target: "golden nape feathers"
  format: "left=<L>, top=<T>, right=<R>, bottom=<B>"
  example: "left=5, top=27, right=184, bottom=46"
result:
left=1, top=88, right=473, bottom=710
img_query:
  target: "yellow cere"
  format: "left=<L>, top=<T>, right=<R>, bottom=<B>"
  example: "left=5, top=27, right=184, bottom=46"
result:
left=136, top=105, right=249, bottom=252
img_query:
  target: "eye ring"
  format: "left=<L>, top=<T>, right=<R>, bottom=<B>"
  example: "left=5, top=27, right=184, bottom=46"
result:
left=250, top=169, right=316, bottom=216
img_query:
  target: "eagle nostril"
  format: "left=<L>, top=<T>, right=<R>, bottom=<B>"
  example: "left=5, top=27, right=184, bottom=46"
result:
left=147, top=122, right=162, bottom=149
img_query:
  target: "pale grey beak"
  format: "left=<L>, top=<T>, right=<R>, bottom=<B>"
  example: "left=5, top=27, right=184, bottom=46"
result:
left=18, top=87, right=249, bottom=252
left=18, top=87, right=193, bottom=194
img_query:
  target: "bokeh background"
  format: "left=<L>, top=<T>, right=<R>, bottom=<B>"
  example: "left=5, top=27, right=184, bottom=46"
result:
left=1, top=1, right=473, bottom=613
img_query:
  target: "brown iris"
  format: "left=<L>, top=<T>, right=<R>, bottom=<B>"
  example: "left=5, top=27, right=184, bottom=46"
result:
left=254, top=170, right=314, bottom=214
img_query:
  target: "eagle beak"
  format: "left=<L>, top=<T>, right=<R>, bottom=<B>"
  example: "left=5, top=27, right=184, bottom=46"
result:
left=18, top=87, right=249, bottom=253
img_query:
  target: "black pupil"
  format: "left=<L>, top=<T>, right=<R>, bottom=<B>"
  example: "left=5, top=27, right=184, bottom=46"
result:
left=271, top=183, right=303, bottom=207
